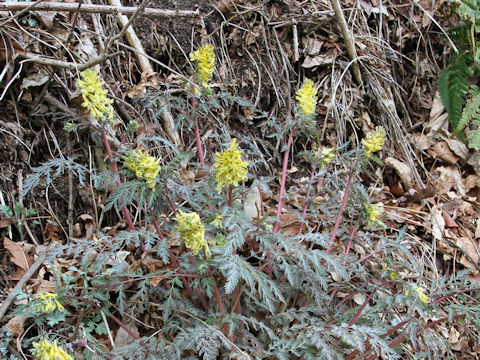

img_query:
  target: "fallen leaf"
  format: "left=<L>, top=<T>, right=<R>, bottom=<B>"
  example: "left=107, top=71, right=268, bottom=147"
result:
left=302, top=52, right=335, bottom=68
left=429, top=141, right=460, bottom=165
left=464, top=174, right=478, bottom=193
left=430, top=205, right=445, bottom=241
left=411, top=133, right=434, bottom=151
left=442, top=210, right=458, bottom=228
left=434, top=166, right=465, bottom=196
left=456, top=237, right=480, bottom=273
left=428, top=91, right=445, bottom=124
left=5, top=315, right=28, bottom=336
left=385, top=157, right=413, bottom=190
left=444, top=137, right=469, bottom=159
left=114, top=320, right=139, bottom=348
left=244, top=186, right=262, bottom=221
left=3, top=237, right=33, bottom=272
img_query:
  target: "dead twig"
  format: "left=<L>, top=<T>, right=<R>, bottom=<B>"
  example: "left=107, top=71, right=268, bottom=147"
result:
left=18, top=51, right=123, bottom=70
left=108, top=0, right=183, bottom=149
left=330, top=0, right=362, bottom=84
left=0, top=1, right=199, bottom=18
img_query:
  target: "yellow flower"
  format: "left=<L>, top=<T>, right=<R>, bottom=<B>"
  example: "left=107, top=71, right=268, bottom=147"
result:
left=296, top=78, right=318, bottom=116
left=31, top=339, right=73, bottom=360
left=213, top=139, right=249, bottom=193
left=189, top=44, right=215, bottom=88
left=361, top=126, right=386, bottom=158
left=123, top=150, right=161, bottom=189
left=76, top=69, right=114, bottom=122
left=210, top=214, right=223, bottom=229
left=364, top=203, right=385, bottom=228
left=175, top=210, right=209, bottom=256
left=405, top=285, right=430, bottom=305
left=31, top=292, right=65, bottom=313
left=316, top=147, right=335, bottom=169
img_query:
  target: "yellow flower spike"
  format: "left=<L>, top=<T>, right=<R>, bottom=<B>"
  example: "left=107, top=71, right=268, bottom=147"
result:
left=361, top=126, right=386, bottom=158
left=214, top=139, right=249, bottom=193
left=31, top=292, right=65, bottom=313
left=123, top=150, right=161, bottom=189
left=175, top=210, right=209, bottom=256
left=210, top=214, right=224, bottom=229
left=31, top=339, right=73, bottom=360
left=316, top=147, right=335, bottom=169
left=296, top=78, right=318, bottom=117
left=189, top=44, right=216, bottom=88
left=76, top=69, right=114, bottom=122
left=364, top=203, right=385, bottom=228
left=405, top=285, right=430, bottom=305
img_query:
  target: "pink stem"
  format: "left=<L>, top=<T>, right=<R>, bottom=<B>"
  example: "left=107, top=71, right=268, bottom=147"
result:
left=149, top=211, right=209, bottom=312
left=101, top=130, right=145, bottom=252
left=273, top=127, right=296, bottom=233
left=327, top=161, right=357, bottom=252
left=297, top=166, right=317, bottom=235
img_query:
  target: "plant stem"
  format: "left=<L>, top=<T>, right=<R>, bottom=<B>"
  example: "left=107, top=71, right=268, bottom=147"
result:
left=327, top=160, right=357, bottom=251
left=273, top=126, right=296, bottom=233
left=211, top=272, right=234, bottom=346
left=101, top=129, right=146, bottom=252
left=149, top=211, right=209, bottom=312
left=191, top=97, right=206, bottom=168
left=66, top=295, right=142, bottom=343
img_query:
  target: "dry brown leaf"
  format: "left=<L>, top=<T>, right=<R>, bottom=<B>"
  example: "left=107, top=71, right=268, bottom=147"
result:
left=434, top=166, right=465, bottom=196
left=456, top=237, right=480, bottom=271
left=5, top=315, right=28, bottom=336
left=442, top=211, right=458, bottom=228
left=79, top=214, right=95, bottom=240
left=444, top=137, right=469, bottom=159
left=430, top=205, right=445, bottom=241
left=464, top=174, right=479, bottom=193
left=411, top=133, right=434, bottom=151
left=429, top=141, right=460, bottom=165
left=385, top=157, right=413, bottom=190
left=302, top=52, right=336, bottom=68
left=3, top=237, right=33, bottom=273
left=428, top=91, right=445, bottom=124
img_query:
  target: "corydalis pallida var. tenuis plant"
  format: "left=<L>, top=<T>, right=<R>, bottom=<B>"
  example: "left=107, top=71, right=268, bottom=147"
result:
left=17, top=49, right=479, bottom=358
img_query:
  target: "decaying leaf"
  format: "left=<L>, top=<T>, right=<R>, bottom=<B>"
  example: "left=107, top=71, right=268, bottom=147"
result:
left=5, top=315, right=27, bottom=336
left=430, top=205, right=445, bottom=241
left=385, top=157, right=413, bottom=190
left=429, top=141, right=460, bottom=165
left=244, top=186, right=262, bottom=221
left=3, top=237, right=33, bottom=279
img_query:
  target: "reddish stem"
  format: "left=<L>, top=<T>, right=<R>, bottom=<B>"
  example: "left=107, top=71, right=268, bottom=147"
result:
left=191, top=97, right=206, bottom=168
left=327, top=161, right=357, bottom=252
left=297, top=166, right=317, bottom=235
left=273, top=127, right=296, bottom=233
left=348, top=289, right=376, bottom=327
left=101, top=130, right=145, bottom=252
left=67, top=295, right=142, bottom=343
left=149, top=211, right=209, bottom=312
left=211, top=272, right=234, bottom=346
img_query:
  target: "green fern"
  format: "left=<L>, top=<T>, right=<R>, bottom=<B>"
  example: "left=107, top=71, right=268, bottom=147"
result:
left=438, top=59, right=470, bottom=131
left=453, top=85, right=480, bottom=136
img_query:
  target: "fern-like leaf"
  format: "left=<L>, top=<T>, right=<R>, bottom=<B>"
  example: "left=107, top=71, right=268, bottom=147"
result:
left=438, top=59, right=470, bottom=131
left=453, top=85, right=480, bottom=136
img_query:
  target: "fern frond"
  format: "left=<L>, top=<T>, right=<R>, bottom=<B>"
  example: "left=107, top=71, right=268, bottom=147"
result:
left=438, top=60, right=470, bottom=131
left=453, top=85, right=480, bottom=136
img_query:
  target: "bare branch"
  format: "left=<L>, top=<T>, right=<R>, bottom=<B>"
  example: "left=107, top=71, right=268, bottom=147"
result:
left=0, top=1, right=199, bottom=18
